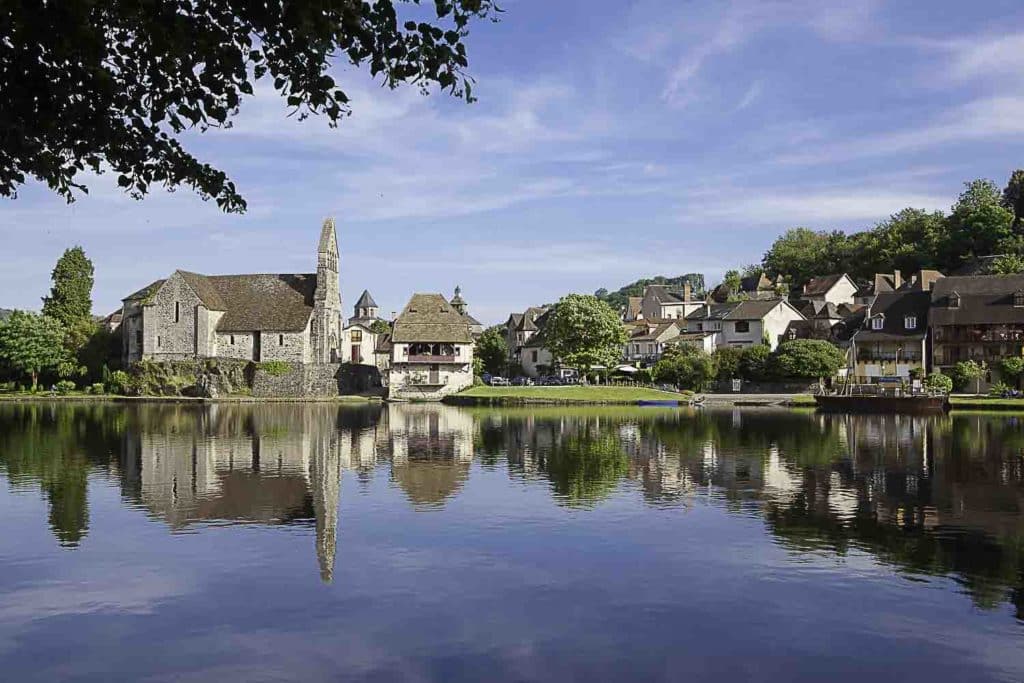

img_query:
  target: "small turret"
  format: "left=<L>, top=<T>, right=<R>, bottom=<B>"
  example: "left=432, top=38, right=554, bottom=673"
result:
left=450, top=285, right=467, bottom=315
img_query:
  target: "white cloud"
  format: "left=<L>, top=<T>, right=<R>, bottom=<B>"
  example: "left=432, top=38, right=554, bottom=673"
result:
left=735, top=80, right=764, bottom=111
left=945, top=32, right=1024, bottom=82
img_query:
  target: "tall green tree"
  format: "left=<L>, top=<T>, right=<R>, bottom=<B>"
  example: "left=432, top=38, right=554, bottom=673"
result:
left=653, top=343, right=716, bottom=390
left=1002, top=169, right=1024, bottom=229
left=858, top=208, right=946, bottom=277
left=991, top=254, right=1024, bottom=275
left=544, top=295, right=628, bottom=375
left=762, top=228, right=831, bottom=286
left=941, top=179, right=1015, bottom=269
left=475, top=325, right=508, bottom=376
left=42, top=246, right=94, bottom=327
left=0, top=311, right=66, bottom=389
left=1, top=1, right=498, bottom=211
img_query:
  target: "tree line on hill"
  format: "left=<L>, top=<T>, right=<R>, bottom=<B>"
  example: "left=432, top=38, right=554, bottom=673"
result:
left=753, top=171, right=1024, bottom=290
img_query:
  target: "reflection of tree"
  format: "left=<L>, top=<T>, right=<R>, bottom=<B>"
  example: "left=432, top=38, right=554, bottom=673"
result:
left=538, top=427, right=628, bottom=508
left=0, top=403, right=122, bottom=546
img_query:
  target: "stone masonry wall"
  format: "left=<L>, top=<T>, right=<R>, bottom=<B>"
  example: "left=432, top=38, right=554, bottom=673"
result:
left=143, top=272, right=203, bottom=360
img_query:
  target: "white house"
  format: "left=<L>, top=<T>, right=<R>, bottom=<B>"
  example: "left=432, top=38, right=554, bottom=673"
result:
left=801, top=273, right=858, bottom=307
left=388, top=293, right=474, bottom=400
left=685, top=300, right=805, bottom=351
left=640, top=282, right=704, bottom=321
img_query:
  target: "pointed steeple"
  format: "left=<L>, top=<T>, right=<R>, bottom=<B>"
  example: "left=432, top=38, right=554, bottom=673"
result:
left=318, top=217, right=336, bottom=253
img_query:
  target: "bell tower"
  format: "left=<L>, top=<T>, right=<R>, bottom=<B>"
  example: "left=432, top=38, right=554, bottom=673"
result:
left=312, top=218, right=341, bottom=363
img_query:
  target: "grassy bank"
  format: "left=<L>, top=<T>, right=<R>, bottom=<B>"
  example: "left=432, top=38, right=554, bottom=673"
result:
left=449, top=385, right=691, bottom=405
left=950, top=396, right=1024, bottom=411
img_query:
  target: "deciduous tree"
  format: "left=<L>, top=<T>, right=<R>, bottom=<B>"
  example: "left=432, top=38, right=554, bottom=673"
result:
left=1, top=1, right=498, bottom=211
left=653, top=343, right=716, bottom=390
left=475, top=325, right=508, bottom=376
left=0, top=311, right=66, bottom=389
left=544, top=295, right=628, bottom=375
left=770, top=340, right=846, bottom=383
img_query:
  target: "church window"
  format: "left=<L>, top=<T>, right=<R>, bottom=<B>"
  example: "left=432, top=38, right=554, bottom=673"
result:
left=230, top=335, right=235, bottom=345
left=136, top=330, right=142, bottom=346
left=279, top=334, right=284, bottom=346
left=174, top=301, right=180, bottom=323
left=156, top=336, right=161, bottom=348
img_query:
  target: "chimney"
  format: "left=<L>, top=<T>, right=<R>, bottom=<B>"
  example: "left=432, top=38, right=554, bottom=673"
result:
left=894, top=269, right=902, bottom=289
left=683, top=280, right=692, bottom=302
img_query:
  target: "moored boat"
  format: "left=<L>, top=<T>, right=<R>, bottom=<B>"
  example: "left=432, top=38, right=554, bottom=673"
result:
left=814, top=393, right=950, bottom=415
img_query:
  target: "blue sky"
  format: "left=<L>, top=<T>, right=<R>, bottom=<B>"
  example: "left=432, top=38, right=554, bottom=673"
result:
left=3, top=0, right=1024, bottom=325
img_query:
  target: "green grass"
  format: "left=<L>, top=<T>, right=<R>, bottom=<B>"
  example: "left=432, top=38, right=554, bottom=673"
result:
left=781, top=394, right=818, bottom=407
left=456, top=385, right=690, bottom=404
left=950, top=396, right=1024, bottom=411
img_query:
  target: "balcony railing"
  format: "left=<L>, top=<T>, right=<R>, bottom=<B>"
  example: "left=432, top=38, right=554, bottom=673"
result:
left=407, top=354, right=457, bottom=363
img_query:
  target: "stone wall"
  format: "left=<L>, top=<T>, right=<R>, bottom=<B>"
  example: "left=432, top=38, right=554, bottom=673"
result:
left=142, top=272, right=203, bottom=360
left=251, top=362, right=383, bottom=398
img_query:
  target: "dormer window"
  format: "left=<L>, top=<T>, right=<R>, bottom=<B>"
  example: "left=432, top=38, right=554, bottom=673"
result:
left=949, top=292, right=960, bottom=308
left=871, top=316, right=884, bottom=330
left=1015, top=290, right=1024, bottom=308
left=904, top=316, right=917, bottom=330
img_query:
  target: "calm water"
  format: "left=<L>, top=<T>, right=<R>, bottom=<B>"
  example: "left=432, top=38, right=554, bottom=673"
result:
left=1, top=403, right=1024, bottom=682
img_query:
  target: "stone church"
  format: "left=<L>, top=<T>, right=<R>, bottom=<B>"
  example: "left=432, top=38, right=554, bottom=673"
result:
left=120, top=219, right=343, bottom=365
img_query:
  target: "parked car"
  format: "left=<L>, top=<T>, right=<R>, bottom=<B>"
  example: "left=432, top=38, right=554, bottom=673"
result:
left=512, top=376, right=534, bottom=386
left=489, top=376, right=510, bottom=386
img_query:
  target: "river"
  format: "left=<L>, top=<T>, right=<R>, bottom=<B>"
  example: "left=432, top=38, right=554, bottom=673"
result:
left=1, top=402, right=1022, bottom=681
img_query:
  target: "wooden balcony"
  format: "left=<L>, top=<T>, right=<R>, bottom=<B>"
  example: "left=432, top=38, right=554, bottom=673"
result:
left=407, top=354, right=457, bottom=363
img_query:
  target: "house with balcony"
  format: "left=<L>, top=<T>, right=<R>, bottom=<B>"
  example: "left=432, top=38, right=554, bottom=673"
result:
left=930, top=275, right=1024, bottom=391
left=623, top=320, right=685, bottom=366
left=850, top=290, right=930, bottom=383
left=388, top=293, right=474, bottom=400
left=684, top=299, right=805, bottom=351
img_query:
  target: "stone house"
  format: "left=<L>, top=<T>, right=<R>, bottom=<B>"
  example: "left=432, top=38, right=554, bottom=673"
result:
left=930, top=274, right=1024, bottom=391
left=505, top=306, right=551, bottom=370
left=639, top=282, right=704, bottom=321
left=623, top=320, right=685, bottom=365
left=850, top=290, right=931, bottom=383
left=121, top=219, right=343, bottom=366
left=388, top=293, right=474, bottom=400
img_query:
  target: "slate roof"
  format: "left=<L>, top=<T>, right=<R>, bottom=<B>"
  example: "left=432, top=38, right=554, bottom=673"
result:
left=630, top=321, right=681, bottom=342
left=685, top=303, right=740, bottom=321
left=626, top=296, right=643, bottom=319
left=355, top=290, right=378, bottom=308
left=123, top=279, right=166, bottom=302
left=391, top=293, right=473, bottom=343
left=803, top=273, right=848, bottom=297
left=930, top=275, right=1024, bottom=326
left=798, top=300, right=843, bottom=319
left=856, top=291, right=930, bottom=341
left=724, top=299, right=798, bottom=321
left=169, top=271, right=319, bottom=332
left=374, top=333, right=392, bottom=355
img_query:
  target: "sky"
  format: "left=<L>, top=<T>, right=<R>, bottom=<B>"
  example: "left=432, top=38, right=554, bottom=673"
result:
left=3, top=0, right=1024, bottom=325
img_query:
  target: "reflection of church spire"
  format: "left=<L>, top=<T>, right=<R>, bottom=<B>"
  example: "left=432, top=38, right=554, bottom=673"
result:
left=309, top=425, right=341, bottom=583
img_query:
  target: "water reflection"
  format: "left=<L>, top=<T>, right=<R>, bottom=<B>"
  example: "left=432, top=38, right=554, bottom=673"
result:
left=2, top=402, right=1024, bottom=618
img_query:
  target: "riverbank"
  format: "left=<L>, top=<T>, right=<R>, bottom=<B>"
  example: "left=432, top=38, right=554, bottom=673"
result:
left=446, top=385, right=692, bottom=405
left=0, top=393, right=380, bottom=404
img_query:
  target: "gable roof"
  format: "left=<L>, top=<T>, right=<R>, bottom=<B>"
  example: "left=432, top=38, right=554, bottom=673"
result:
left=355, top=289, right=378, bottom=308
left=855, top=291, right=930, bottom=341
left=630, top=321, right=681, bottom=342
left=123, top=279, right=166, bottom=303
left=625, top=296, right=643, bottom=319
left=725, top=299, right=801, bottom=321
left=197, top=273, right=318, bottom=332
left=391, top=293, right=473, bottom=343
left=930, top=275, right=1024, bottom=326
left=686, top=303, right=740, bottom=321
left=803, top=273, right=854, bottom=297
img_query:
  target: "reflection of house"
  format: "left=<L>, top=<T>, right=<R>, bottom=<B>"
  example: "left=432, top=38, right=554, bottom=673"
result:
left=851, top=290, right=931, bottom=382
left=388, top=293, right=474, bottom=400
left=930, top=274, right=1024, bottom=390
left=684, top=299, right=805, bottom=351
left=379, top=404, right=474, bottom=507
left=120, top=219, right=342, bottom=365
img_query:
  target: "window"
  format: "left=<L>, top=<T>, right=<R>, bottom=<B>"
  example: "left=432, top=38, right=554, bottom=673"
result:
left=136, top=330, right=142, bottom=346
left=1015, top=290, right=1024, bottom=307
left=735, top=321, right=750, bottom=333
left=230, top=335, right=235, bottom=345
left=156, top=336, right=161, bottom=348
left=871, top=317, right=884, bottom=330
left=949, top=292, right=960, bottom=308
left=532, top=350, right=538, bottom=363
left=696, top=323, right=703, bottom=331
left=904, top=316, right=917, bottom=330
left=351, top=329, right=362, bottom=342
left=279, top=334, right=284, bottom=346
left=174, top=301, right=180, bottom=323
left=455, top=347, right=461, bottom=356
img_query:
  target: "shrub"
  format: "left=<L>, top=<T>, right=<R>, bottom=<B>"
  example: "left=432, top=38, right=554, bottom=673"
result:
left=106, top=369, right=132, bottom=395
left=950, top=360, right=984, bottom=392
left=712, top=346, right=743, bottom=381
left=653, top=345, right=716, bottom=390
left=1000, top=357, right=1024, bottom=386
left=988, top=382, right=1013, bottom=397
left=924, top=372, right=953, bottom=394
left=89, top=382, right=105, bottom=395
left=635, top=368, right=653, bottom=384
left=769, top=340, right=847, bottom=380
left=739, top=344, right=772, bottom=381
left=256, top=360, right=292, bottom=376
left=908, top=367, right=926, bottom=380
left=54, top=379, right=76, bottom=394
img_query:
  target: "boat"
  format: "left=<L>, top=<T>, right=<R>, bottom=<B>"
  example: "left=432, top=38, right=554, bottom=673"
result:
left=638, top=399, right=679, bottom=407
left=814, top=387, right=950, bottom=415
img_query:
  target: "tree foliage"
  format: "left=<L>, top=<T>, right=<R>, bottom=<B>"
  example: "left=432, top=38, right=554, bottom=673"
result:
left=950, top=360, right=985, bottom=393
left=594, top=273, right=704, bottom=311
left=369, top=319, right=391, bottom=335
left=999, top=357, right=1024, bottom=387
left=1, top=0, right=498, bottom=211
left=0, top=311, right=66, bottom=389
left=923, top=371, right=953, bottom=394
left=738, top=344, right=772, bottom=381
left=475, top=325, right=508, bottom=376
left=712, top=346, right=743, bottom=381
left=544, top=294, right=628, bottom=372
left=653, top=343, right=716, bottom=390
left=42, top=246, right=94, bottom=327
left=1001, top=169, right=1024, bottom=228
left=769, top=340, right=847, bottom=381
left=991, top=254, right=1024, bottom=275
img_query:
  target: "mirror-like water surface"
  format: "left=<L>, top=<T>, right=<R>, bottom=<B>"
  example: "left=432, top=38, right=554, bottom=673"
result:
left=1, top=402, right=1023, bottom=682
